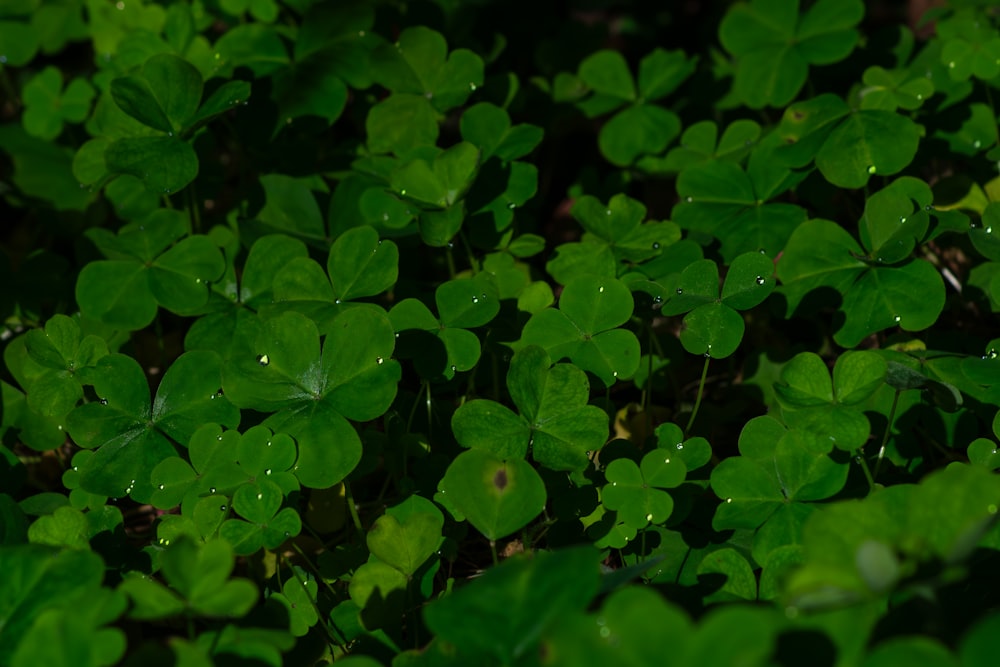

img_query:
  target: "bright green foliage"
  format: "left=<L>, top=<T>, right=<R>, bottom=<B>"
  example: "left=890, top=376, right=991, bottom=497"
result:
left=519, top=275, right=640, bottom=384
left=573, top=48, right=695, bottom=165
left=660, top=251, right=775, bottom=358
left=451, top=345, right=608, bottom=471
left=720, top=0, right=864, bottom=108
left=5, top=1, right=1000, bottom=665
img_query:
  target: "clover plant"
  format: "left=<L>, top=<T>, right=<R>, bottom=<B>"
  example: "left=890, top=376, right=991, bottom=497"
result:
left=4, top=1, right=1000, bottom=665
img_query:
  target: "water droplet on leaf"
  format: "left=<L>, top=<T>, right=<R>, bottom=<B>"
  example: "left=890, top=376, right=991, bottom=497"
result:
left=376, top=356, right=384, bottom=365
left=755, top=275, right=766, bottom=285
left=257, top=354, right=270, bottom=366
left=652, top=242, right=660, bottom=249
left=867, top=165, right=877, bottom=174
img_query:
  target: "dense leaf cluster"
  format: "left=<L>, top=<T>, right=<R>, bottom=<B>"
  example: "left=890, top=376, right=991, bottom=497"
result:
left=2, top=0, right=1000, bottom=665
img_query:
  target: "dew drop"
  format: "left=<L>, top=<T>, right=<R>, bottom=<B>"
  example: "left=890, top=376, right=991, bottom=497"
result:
left=72, top=466, right=79, bottom=472
left=645, top=513, right=653, bottom=522
left=376, top=356, right=384, bottom=365
left=472, top=296, right=479, bottom=304
left=257, top=354, right=270, bottom=366
left=220, top=505, right=227, bottom=512
left=664, top=458, right=670, bottom=464
left=653, top=295, right=663, bottom=305
left=469, top=82, right=478, bottom=91
left=924, top=204, right=933, bottom=211
left=158, top=484, right=165, bottom=490
left=605, top=209, right=612, bottom=216
left=99, top=398, right=108, bottom=405
left=210, top=487, right=217, bottom=493
left=984, top=348, right=998, bottom=360
left=948, top=61, right=956, bottom=68
left=867, top=165, right=877, bottom=174
left=899, top=216, right=907, bottom=224
left=987, top=227, right=993, bottom=234
left=652, top=242, right=660, bottom=250
left=675, top=443, right=684, bottom=450
left=265, top=469, right=272, bottom=475
left=725, top=498, right=733, bottom=503
left=675, top=288, right=683, bottom=295
left=450, top=365, right=457, bottom=372
left=284, top=531, right=291, bottom=537
left=755, top=275, right=766, bottom=285
left=685, top=196, right=693, bottom=203
left=612, top=371, right=618, bottom=378
left=974, top=140, right=982, bottom=149
left=598, top=285, right=605, bottom=293
left=382, top=213, right=389, bottom=221
left=267, top=440, right=272, bottom=447
left=256, top=492, right=263, bottom=500
left=399, top=189, right=406, bottom=196
left=893, top=315, right=901, bottom=323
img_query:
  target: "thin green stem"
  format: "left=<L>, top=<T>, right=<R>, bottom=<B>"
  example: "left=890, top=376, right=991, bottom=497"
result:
left=873, top=389, right=901, bottom=482
left=458, top=229, right=478, bottom=274
left=684, top=355, right=711, bottom=437
left=343, top=481, right=364, bottom=539
left=489, top=540, right=499, bottom=566
left=856, top=448, right=876, bottom=495
left=288, top=552, right=349, bottom=652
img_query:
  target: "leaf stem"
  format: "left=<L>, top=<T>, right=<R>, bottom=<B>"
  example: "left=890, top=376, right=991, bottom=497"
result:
left=684, top=355, right=710, bottom=437
left=856, top=448, right=876, bottom=495
left=343, top=481, right=365, bottom=539
left=489, top=540, right=498, bottom=566
left=873, top=388, right=901, bottom=482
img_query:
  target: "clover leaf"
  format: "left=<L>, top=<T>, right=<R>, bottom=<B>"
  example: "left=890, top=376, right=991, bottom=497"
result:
left=219, top=480, right=301, bottom=555
left=390, top=272, right=498, bottom=380
left=270, top=572, right=319, bottom=637
left=660, top=252, right=775, bottom=359
left=546, top=193, right=681, bottom=284
left=223, top=309, right=400, bottom=489
left=601, top=449, right=687, bottom=531
left=151, top=424, right=298, bottom=511
left=271, top=225, right=399, bottom=332
left=711, top=418, right=850, bottom=565
left=439, top=448, right=546, bottom=542
left=778, top=189, right=945, bottom=347
left=66, top=350, right=238, bottom=502
left=518, top=275, right=640, bottom=385
left=640, top=119, right=760, bottom=173
left=76, top=209, right=225, bottom=331
left=775, top=93, right=922, bottom=189
left=21, top=66, right=94, bottom=140
left=451, top=345, right=608, bottom=472
left=366, top=495, right=444, bottom=577
left=21, top=314, right=107, bottom=419
left=120, top=537, right=257, bottom=619
left=774, top=351, right=886, bottom=452
left=185, top=234, right=309, bottom=359
left=719, top=0, right=864, bottom=108
left=575, top=48, right=695, bottom=166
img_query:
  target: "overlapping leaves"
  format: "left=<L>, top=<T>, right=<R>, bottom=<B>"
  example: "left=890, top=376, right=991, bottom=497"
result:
left=222, top=309, right=400, bottom=489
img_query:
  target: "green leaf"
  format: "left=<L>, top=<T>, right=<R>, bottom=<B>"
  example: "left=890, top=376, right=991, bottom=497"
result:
left=598, top=104, right=680, bottom=167
left=367, top=511, right=443, bottom=577
left=578, top=49, right=635, bottom=101
left=719, top=0, right=864, bottom=108
left=110, top=53, right=202, bottom=133
left=424, top=546, right=601, bottom=664
left=104, top=136, right=199, bottom=194
left=366, top=94, right=438, bottom=155
left=440, top=449, right=546, bottom=541
left=814, top=110, right=922, bottom=189
left=370, top=26, right=483, bottom=111
left=679, top=303, right=745, bottom=359
left=257, top=174, right=325, bottom=239
left=328, top=226, right=399, bottom=301
left=68, top=351, right=237, bottom=502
